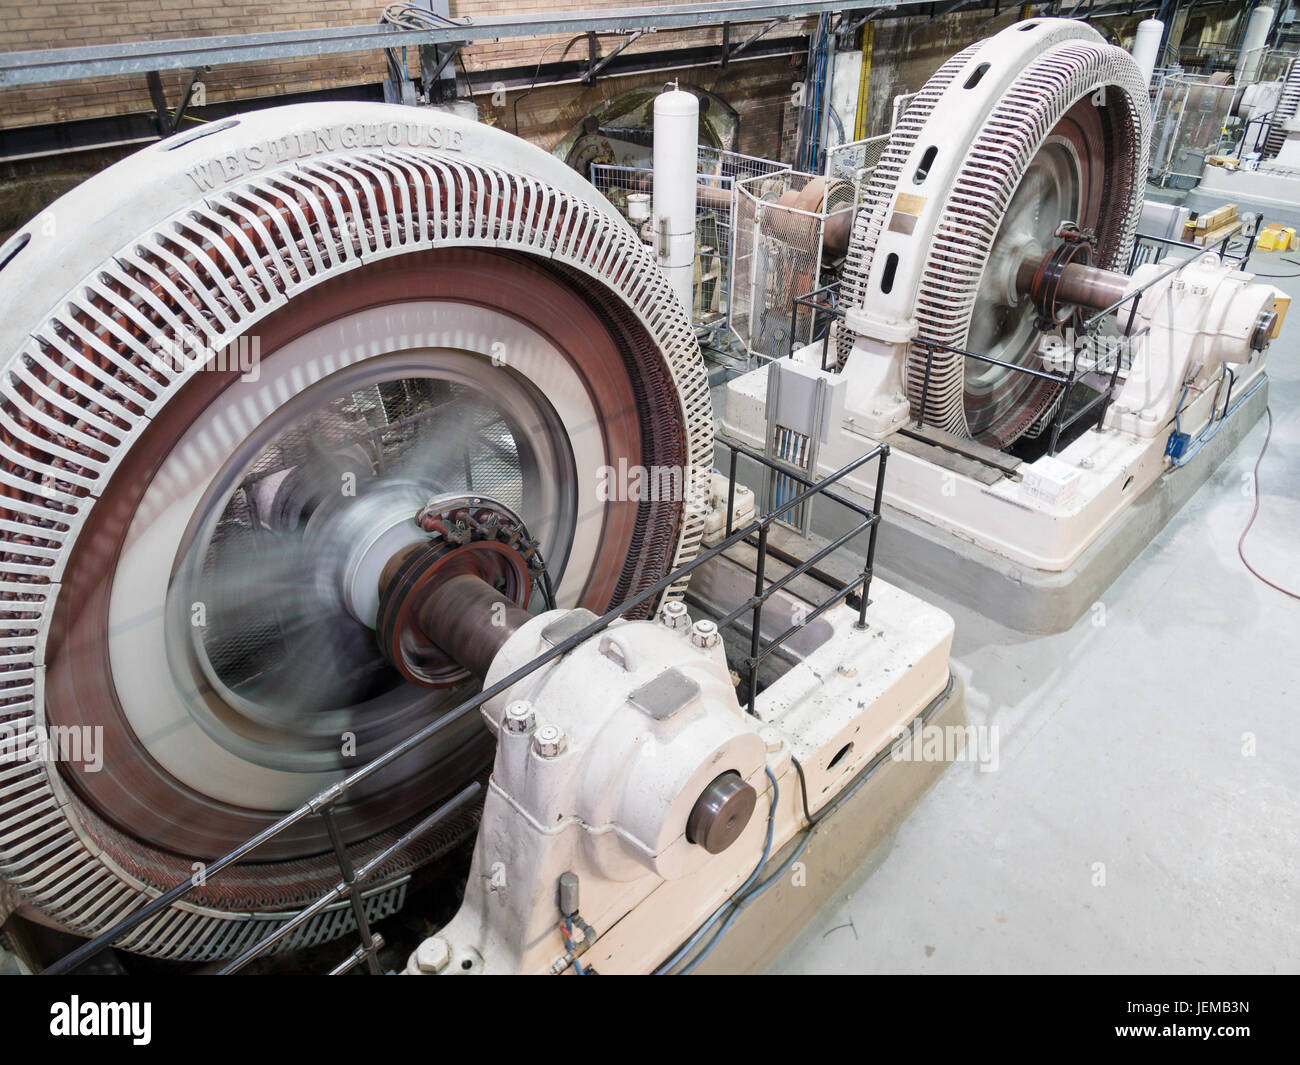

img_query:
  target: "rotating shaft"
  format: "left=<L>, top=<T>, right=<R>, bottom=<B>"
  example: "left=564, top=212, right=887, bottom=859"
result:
left=1017, top=254, right=1133, bottom=316
left=412, top=573, right=531, bottom=680
left=367, top=495, right=542, bottom=688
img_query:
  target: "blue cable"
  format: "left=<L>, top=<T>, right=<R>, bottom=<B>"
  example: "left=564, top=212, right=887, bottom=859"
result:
left=1172, top=375, right=1265, bottom=468
left=1172, top=383, right=1191, bottom=436
left=676, top=822, right=819, bottom=975
left=657, top=673, right=958, bottom=973
left=562, top=917, right=588, bottom=975
left=654, top=766, right=779, bottom=974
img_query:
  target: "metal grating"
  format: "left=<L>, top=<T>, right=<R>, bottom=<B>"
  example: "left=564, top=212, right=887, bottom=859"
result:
left=730, top=169, right=851, bottom=365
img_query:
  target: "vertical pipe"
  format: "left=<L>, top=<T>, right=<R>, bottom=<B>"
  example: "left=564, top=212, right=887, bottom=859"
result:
left=748, top=524, right=768, bottom=716
left=747, top=203, right=761, bottom=363
left=726, top=447, right=738, bottom=537
left=653, top=86, right=700, bottom=316
left=1235, top=6, right=1275, bottom=84
left=789, top=295, right=800, bottom=358
left=1131, top=19, right=1165, bottom=87
left=818, top=20, right=837, bottom=172
left=797, top=29, right=818, bottom=171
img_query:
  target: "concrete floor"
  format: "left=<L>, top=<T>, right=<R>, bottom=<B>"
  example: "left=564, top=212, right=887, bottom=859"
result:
left=774, top=246, right=1300, bottom=975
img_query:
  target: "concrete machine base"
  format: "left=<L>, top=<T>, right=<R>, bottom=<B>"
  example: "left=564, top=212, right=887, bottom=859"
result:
left=880, top=381, right=1266, bottom=633
left=687, top=674, right=967, bottom=975
left=1189, top=166, right=1300, bottom=233
left=717, top=376, right=1268, bottom=635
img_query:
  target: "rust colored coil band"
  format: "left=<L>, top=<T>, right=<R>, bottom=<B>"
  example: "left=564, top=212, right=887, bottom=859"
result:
left=0, top=133, right=711, bottom=960
left=836, top=25, right=1149, bottom=449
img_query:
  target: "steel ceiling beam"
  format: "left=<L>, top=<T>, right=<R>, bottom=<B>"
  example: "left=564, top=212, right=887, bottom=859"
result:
left=0, top=2, right=898, bottom=87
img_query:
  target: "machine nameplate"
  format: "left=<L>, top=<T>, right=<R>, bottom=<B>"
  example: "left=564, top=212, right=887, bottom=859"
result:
left=541, top=609, right=600, bottom=649
left=186, top=121, right=466, bottom=191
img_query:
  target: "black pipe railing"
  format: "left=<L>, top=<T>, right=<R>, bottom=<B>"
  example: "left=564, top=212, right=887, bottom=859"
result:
left=716, top=439, right=885, bottom=714
left=913, top=335, right=1085, bottom=455
left=788, top=280, right=843, bottom=368
left=1226, top=114, right=1275, bottom=172
left=911, top=227, right=1249, bottom=457
left=44, top=436, right=889, bottom=975
left=1127, top=220, right=1253, bottom=275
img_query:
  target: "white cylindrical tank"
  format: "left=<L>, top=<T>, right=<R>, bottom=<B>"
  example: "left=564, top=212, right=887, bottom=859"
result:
left=1131, top=19, right=1164, bottom=87
left=653, top=87, right=699, bottom=316
left=1235, top=6, right=1275, bottom=84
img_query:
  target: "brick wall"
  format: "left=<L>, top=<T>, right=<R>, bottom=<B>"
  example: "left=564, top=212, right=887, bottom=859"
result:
left=480, top=53, right=805, bottom=160
left=4, top=3, right=1193, bottom=232
left=0, top=1, right=813, bottom=132
left=3, top=1, right=387, bottom=128
left=855, top=6, right=1212, bottom=137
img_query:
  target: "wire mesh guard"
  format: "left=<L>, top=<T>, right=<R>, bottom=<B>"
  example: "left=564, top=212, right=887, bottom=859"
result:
left=1147, top=58, right=1300, bottom=180
left=1150, top=73, right=1238, bottom=188
left=588, top=147, right=784, bottom=337
left=823, top=133, right=889, bottom=210
left=697, top=145, right=789, bottom=185
left=730, top=168, right=856, bottom=365
left=1148, top=50, right=1300, bottom=175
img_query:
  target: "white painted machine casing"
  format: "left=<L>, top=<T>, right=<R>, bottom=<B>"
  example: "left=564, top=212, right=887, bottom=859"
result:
left=409, top=577, right=954, bottom=975
left=0, top=101, right=716, bottom=957
left=724, top=256, right=1273, bottom=573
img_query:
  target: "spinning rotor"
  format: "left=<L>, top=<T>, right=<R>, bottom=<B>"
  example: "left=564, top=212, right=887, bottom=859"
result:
left=0, top=105, right=711, bottom=960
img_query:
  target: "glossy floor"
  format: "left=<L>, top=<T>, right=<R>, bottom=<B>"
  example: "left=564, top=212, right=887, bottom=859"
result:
left=775, top=246, right=1300, bottom=975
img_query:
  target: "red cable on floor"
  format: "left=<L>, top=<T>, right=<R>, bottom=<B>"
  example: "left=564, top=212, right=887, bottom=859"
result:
left=1238, top=407, right=1300, bottom=601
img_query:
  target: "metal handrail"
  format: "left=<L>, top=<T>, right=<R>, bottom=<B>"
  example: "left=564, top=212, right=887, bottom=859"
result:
left=1083, top=224, right=1243, bottom=332
left=1127, top=223, right=1253, bottom=276
left=788, top=280, right=843, bottom=368
left=43, top=436, right=889, bottom=975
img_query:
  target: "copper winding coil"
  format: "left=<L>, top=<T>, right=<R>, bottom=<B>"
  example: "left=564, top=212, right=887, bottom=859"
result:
left=0, top=130, right=711, bottom=959
left=837, top=25, right=1149, bottom=449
